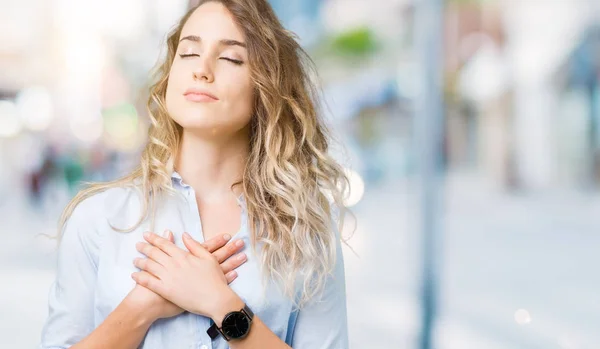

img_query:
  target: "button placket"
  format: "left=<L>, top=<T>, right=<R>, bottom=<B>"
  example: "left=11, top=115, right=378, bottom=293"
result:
left=185, top=186, right=205, bottom=243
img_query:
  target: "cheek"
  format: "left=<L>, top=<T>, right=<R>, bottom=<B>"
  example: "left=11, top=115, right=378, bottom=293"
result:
left=229, top=85, right=254, bottom=124
left=226, top=77, right=254, bottom=115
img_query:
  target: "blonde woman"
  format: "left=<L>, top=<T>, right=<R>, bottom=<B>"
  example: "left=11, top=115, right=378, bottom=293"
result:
left=40, top=1, right=350, bottom=348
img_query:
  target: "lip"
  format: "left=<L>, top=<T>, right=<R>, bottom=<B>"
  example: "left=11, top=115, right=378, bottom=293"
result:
left=183, top=88, right=219, bottom=102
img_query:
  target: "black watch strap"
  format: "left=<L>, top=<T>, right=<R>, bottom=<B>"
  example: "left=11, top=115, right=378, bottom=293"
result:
left=207, top=322, right=221, bottom=341
left=207, top=304, right=254, bottom=341
left=243, top=303, right=254, bottom=318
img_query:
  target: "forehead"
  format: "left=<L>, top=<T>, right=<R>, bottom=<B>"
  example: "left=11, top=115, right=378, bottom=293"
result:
left=180, top=2, right=245, bottom=42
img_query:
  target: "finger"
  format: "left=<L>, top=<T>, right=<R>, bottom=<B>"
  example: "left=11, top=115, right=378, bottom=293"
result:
left=213, top=239, right=245, bottom=264
left=144, top=231, right=186, bottom=259
left=200, top=233, right=232, bottom=253
left=136, top=242, right=171, bottom=266
left=183, top=232, right=211, bottom=258
left=133, top=257, right=166, bottom=279
left=131, top=271, right=167, bottom=296
left=166, top=230, right=175, bottom=243
left=225, top=270, right=238, bottom=284
left=220, top=252, right=247, bottom=275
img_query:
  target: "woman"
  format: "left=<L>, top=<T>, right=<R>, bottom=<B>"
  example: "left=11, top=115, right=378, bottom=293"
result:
left=40, top=0, right=350, bottom=348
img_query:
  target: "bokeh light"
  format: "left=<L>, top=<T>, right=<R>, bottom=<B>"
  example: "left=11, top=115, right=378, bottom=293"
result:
left=0, top=100, right=22, bottom=137
left=343, top=168, right=365, bottom=207
left=15, top=86, right=54, bottom=132
left=2, top=1, right=600, bottom=348
left=102, top=103, right=143, bottom=151
left=514, top=309, right=532, bottom=325
left=70, top=113, right=104, bottom=144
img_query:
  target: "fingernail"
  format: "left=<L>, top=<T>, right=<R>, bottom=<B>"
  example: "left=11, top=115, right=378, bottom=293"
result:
left=236, top=240, right=244, bottom=247
left=238, top=253, right=246, bottom=261
left=223, top=234, right=231, bottom=241
left=183, top=232, right=191, bottom=239
left=229, top=271, right=237, bottom=278
left=143, top=232, right=150, bottom=239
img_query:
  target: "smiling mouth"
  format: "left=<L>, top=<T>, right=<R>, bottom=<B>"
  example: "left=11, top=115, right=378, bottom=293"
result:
left=184, top=92, right=219, bottom=102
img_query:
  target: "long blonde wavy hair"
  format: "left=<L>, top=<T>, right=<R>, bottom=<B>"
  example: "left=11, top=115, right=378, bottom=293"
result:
left=58, top=0, right=350, bottom=308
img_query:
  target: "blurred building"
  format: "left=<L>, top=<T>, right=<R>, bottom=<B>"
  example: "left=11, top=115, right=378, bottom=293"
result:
left=3, top=1, right=600, bottom=349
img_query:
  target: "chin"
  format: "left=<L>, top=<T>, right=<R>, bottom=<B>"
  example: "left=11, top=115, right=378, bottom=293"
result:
left=177, top=119, right=221, bottom=132
left=173, top=116, right=233, bottom=136
left=169, top=108, right=213, bottom=126
left=168, top=108, right=251, bottom=136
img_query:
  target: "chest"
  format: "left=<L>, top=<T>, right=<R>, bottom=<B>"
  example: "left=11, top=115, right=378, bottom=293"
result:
left=93, top=197, right=293, bottom=338
left=195, top=195, right=242, bottom=242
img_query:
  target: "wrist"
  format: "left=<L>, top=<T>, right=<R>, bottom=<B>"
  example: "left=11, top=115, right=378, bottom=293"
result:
left=208, top=288, right=245, bottom=327
left=122, top=296, right=157, bottom=328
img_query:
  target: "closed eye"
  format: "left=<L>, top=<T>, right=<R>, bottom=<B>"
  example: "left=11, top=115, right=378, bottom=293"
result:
left=220, top=57, right=244, bottom=65
left=179, top=53, right=199, bottom=58
left=179, top=54, right=242, bottom=65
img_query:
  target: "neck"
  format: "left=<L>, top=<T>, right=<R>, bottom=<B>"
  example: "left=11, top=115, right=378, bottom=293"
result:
left=174, top=127, right=249, bottom=203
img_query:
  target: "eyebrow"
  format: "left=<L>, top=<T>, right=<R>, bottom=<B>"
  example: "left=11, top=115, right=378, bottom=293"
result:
left=179, top=35, right=247, bottom=48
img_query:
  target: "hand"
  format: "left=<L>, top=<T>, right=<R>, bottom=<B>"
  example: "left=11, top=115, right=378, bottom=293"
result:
left=131, top=231, right=244, bottom=319
left=199, top=232, right=248, bottom=283
left=126, top=232, right=183, bottom=322
left=130, top=231, right=247, bottom=321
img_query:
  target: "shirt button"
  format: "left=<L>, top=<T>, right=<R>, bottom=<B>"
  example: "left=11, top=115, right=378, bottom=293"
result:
left=200, top=345, right=208, bottom=349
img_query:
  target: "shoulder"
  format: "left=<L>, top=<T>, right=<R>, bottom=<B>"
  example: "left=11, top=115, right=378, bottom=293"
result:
left=66, top=185, right=146, bottom=232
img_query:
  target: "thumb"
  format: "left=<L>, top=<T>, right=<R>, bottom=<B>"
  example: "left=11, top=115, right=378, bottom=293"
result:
left=183, top=232, right=210, bottom=258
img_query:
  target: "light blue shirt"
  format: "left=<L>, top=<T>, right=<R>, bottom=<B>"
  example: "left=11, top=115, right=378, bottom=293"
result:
left=39, top=172, right=348, bottom=349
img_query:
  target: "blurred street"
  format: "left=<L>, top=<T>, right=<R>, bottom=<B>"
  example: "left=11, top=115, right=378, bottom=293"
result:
left=3, top=0, right=600, bottom=348
left=3, top=173, right=599, bottom=348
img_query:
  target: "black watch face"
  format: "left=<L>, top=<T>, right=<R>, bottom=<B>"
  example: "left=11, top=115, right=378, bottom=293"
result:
left=222, top=311, right=250, bottom=339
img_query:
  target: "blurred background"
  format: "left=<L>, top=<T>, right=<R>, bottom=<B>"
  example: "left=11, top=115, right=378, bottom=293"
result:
left=2, top=0, right=600, bottom=348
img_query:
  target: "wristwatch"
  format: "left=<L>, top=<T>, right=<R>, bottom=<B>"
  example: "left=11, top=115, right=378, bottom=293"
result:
left=207, top=304, right=254, bottom=341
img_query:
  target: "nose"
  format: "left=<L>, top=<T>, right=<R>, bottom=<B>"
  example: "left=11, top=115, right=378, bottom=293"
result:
left=192, top=57, right=214, bottom=83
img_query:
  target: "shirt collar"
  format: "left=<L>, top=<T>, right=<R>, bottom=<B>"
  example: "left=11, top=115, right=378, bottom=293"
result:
left=171, top=170, right=245, bottom=207
left=171, top=170, right=189, bottom=188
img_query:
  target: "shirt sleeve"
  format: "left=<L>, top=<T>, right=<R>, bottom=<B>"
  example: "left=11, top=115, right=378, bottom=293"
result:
left=40, top=200, right=103, bottom=348
left=289, top=223, right=349, bottom=349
